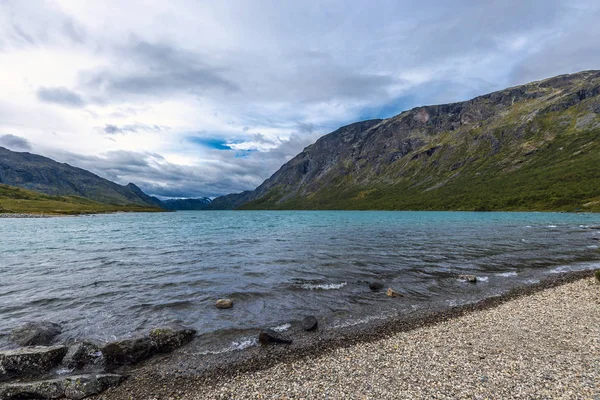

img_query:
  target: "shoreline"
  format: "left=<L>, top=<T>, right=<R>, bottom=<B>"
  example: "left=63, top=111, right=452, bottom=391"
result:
left=93, top=269, right=597, bottom=399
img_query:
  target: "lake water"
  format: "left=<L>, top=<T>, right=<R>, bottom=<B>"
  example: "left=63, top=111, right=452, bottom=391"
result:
left=1, top=211, right=599, bottom=352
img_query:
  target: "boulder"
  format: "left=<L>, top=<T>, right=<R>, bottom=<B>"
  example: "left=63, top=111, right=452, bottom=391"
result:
left=0, top=345, right=68, bottom=380
left=369, top=282, right=384, bottom=291
left=101, top=337, right=153, bottom=366
left=149, top=325, right=197, bottom=353
left=459, top=274, right=478, bottom=283
left=301, top=316, right=318, bottom=331
left=10, top=321, right=62, bottom=346
left=386, top=288, right=403, bottom=298
left=216, top=299, right=234, bottom=309
left=63, top=341, right=103, bottom=371
left=258, top=329, right=293, bottom=345
left=0, top=373, right=125, bottom=400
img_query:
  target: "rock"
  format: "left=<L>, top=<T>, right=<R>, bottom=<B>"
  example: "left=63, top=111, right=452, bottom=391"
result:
left=459, top=274, right=478, bottom=283
left=63, top=341, right=103, bottom=371
left=258, top=329, right=293, bottom=345
left=301, top=316, right=318, bottom=331
left=216, top=299, right=234, bottom=309
left=369, top=282, right=384, bottom=291
left=0, top=345, right=68, bottom=380
left=101, top=337, right=153, bottom=366
left=0, top=373, right=125, bottom=400
left=386, top=288, right=403, bottom=297
left=149, top=325, right=197, bottom=353
left=10, top=321, right=62, bottom=346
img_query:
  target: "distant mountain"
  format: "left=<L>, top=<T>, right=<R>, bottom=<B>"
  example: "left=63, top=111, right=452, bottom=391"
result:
left=0, top=147, right=165, bottom=209
left=162, top=197, right=212, bottom=210
left=212, top=70, right=600, bottom=212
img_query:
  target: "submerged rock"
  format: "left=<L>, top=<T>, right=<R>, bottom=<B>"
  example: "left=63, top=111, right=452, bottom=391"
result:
left=386, top=288, right=403, bottom=297
left=0, top=373, right=125, bottom=400
left=10, top=321, right=62, bottom=346
left=301, top=316, right=318, bottom=331
left=258, top=329, right=293, bottom=345
left=149, top=325, right=197, bottom=353
left=0, top=345, right=68, bottom=380
left=369, top=282, right=384, bottom=291
left=101, top=337, right=153, bottom=366
left=216, top=299, right=234, bottom=309
left=459, top=274, right=478, bottom=283
left=63, top=341, right=103, bottom=371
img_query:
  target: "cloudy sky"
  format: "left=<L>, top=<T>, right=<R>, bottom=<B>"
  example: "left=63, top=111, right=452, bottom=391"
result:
left=1, top=0, right=599, bottom=198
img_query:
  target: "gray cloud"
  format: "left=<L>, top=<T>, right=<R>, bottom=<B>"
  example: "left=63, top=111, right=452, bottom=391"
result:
left=0, top=134, right=32, bottom=151
left=103, top=123, right=166, bottom=135
left=37, top=86, right=85, bottom=108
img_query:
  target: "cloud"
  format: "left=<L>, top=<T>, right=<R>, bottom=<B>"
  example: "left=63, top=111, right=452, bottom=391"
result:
left=103, top=123, right=166, bottom=134
left=0, top=134, right=32, bottom=151
left=36, top=86, right=85, bottom=108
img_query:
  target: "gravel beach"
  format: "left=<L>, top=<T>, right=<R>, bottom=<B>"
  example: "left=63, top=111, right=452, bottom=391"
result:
left=92, top=272, right=600, bottom=400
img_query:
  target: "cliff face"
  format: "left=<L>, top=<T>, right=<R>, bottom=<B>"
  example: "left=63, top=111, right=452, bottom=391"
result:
left=214, top=70, right=600, bottom=211
left=0, top=147, right=164, bottom=208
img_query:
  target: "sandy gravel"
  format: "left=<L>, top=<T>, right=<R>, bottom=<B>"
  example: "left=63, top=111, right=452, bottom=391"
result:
left=96, top=277, right=600, bottom=400
left=189, top=278, right=600, bottom=399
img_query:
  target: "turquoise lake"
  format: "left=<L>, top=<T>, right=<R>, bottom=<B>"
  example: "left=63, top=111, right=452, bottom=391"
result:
left=1, top=211, right=599, bottom=352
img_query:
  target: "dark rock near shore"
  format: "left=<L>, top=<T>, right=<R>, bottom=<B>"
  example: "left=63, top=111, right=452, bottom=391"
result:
left=63, top=341, right=103, bottom=371
left=0, top=345, right=68, bottom=380
left=459, top=274, right=478, bottom=283
left=149, top=325, right=197, bottom=353
left=302, top=316, right=318, bottom=331
left=10, top=321, right=62, bottom=346
left=258, top=329, right=293, bottom=345
left=101, top=337, right=153, bottom=366
left=0, top=373, right=125, bottom=400
left=369, top=282, right=384, bottom=291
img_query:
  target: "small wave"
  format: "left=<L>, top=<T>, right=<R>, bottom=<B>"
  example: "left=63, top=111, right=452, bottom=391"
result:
left=301, top=282, right=347, bottom=290
left=478, top=276, right=489, bottom=282
left=587, top=245, right=598, bottom=249
left=546, top=225, right=558, bottom=228
left=271, top=323, right=291, bottom=332
left=197, top=337, right=258, bottom=355
left=496, top=271, right=518, bottom=277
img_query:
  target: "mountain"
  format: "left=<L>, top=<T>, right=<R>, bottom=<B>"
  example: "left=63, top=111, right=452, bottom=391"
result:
left=0, top=183, right=163, bottom=215
left=213, top=70, right=600, bottom=212
left=162, top=197, right=212, bottom=210
left=0, top=147, right=165, bottom=209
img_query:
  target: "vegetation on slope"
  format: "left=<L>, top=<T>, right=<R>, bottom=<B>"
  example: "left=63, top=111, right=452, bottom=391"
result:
left=0, top=184, right=163, bottom=215
left=234, top=71, right=600, bottom=212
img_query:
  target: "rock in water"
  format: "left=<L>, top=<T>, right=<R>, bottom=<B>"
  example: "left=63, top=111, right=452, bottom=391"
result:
left=386, top=288, right=403, bottom=297
left=302, top=316, right=318, bottom=331
left=62, top=341, right=103, bottom=371
left=258, top=329, right=293, bottom=345
left=101, top=337, right=153, bottom=366
left=459, top=274, right=478, bottom=283
left=10, top=321, right=62, bottom=346
left=0, top=373, right=125, bottom=400
left=216, top=299, right=234, bottom=309
left=0, top=345, right=68, bottom=380
left=369, top=282, right=384, bottom=291
left=149, top=325, right=197, bottom=353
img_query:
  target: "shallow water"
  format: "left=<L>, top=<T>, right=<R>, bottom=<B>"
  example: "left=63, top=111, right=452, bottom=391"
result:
left=1, top=211, right=599, bottom=351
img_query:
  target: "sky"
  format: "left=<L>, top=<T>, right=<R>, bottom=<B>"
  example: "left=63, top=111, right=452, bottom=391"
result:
left=1, top=0, right=599, bottom=198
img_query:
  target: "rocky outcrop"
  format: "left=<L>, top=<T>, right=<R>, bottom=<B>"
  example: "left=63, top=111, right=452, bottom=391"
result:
left=10, top=321, right=62, bottom=346
left=258, top=329, right=293, bottom=345
left=149, top=326, right=196, bottom=353
left=62, top=341, right=103, bottom=371
left=0, top=345, right=68, bottom=380
left=0, top=373, right=125, bottom=400
left=369, top=282, right=384, bottom=291
left=459, top=275, right=478, bottom=283
left=386, top=288, right=403, bottom=297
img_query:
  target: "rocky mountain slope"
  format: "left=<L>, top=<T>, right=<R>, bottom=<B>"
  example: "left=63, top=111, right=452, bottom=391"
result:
left=213, top=70, right=600, bottom=212
left=0, top=147, right=164, bottom=208
left=162, top=197, right=212, bottom=210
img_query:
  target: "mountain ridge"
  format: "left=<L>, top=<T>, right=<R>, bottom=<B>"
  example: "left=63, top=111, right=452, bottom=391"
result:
left=210, top=70, right=600, bottom=212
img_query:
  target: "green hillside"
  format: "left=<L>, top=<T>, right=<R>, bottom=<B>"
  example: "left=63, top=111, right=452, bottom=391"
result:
left=0, top=184, right=163, bottom=215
